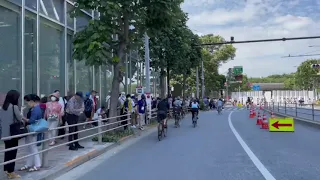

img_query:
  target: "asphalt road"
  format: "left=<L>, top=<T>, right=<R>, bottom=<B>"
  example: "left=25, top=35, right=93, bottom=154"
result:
left=270, top=105, right=320, bottom=121
left=55, top=108, right=320, bottom=180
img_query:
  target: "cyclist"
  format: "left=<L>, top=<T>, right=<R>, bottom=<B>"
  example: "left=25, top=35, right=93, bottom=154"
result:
left=217, top=98, right=223, bottom=113
left=157, top=98, right=169, bottom=128
left=190, top=99, right=199, bottom=121
left=173, top=96, right=182, bottom=123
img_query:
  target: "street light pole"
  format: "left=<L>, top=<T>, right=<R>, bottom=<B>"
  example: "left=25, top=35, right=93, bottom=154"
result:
left=201, top=60, right=205, bottom=98
left=144, top=33, right=151, bottom=93
left=196, top=67, right=199, bottom=98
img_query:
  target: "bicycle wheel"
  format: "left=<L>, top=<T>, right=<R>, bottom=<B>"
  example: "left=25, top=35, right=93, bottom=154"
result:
left=158, top=123, right=162, bottom=141
left=163, top=121, right=167, bottom=137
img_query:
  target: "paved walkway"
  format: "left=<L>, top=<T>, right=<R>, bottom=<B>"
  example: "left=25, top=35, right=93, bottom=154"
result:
left=56, top=110, right=320, bottom=180
left=0, top=116, right=140, bottom=180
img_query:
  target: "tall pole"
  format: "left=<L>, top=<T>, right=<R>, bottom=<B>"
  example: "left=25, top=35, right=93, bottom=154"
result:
left=196, top=67, right=199, bottom=99
left=125, top=53, right=128, bottom=94
left=201, top=60, right=205, bottom=98
left=129, top=50, right=132, bottom=94
left=144, top=33, right=151, bottom=93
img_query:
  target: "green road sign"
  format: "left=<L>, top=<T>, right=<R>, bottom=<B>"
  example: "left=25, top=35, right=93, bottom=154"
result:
left=233, top=66, right=243, bottom=75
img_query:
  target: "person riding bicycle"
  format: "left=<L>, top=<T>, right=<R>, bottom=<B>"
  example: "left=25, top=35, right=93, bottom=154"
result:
left=217, top=98, right=223, bottom=112
left=173, top=96, right=182, bottom=116
left=190, top=99, right=199, bottom=121
left=157, top=98, right=169, bottom=127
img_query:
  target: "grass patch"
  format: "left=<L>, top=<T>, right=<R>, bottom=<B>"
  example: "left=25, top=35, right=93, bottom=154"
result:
left=92, top=129, right=134, bottom=142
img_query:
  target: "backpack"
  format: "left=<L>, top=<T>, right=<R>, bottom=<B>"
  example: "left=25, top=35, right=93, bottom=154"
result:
left=84, top=98, right=93, bottom=112
left=124, top=98, right=132, bottom=113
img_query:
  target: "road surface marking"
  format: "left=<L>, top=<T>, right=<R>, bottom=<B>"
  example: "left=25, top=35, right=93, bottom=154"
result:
left=228, top=111, right=276, bottom=180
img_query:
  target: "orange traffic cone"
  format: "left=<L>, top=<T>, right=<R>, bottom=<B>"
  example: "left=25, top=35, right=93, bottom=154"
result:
left=249, top=109, right=254, bottom=118
left=261, top=114, right=269, bottom=129
left=271, top=111, right=275, bottom=118
left=256, top=114, right=262, bottom=125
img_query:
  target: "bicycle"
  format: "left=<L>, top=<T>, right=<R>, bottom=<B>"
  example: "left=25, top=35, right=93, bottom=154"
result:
left=174, top=111, right=181, bottom=128
left=158, top=119, right=167, bottom=141
left=217, top=106, right=222, bottom=115
left=192, top=112, right=198, bottom=128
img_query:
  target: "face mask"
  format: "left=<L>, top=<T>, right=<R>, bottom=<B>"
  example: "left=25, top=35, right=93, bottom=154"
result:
left=51, top=96, right=57, bottom=101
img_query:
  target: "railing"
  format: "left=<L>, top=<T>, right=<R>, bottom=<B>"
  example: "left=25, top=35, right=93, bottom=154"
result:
left=264, top=102, right=320, bottom=121
left=0, top=108, right=158, bottom=169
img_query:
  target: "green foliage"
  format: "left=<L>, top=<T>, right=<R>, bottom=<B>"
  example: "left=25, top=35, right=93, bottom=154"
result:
left=295, top=59, right=320, bottom=90
left=92, top=129, right=134, bottom=142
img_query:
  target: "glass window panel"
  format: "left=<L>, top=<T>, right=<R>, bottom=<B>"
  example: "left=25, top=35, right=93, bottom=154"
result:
left=101, top=65, right=106, bottom=107
left=40, top=0, right=64, bottom=23
left=25, top=0, right=36, bottom=10
left=76, top=61, right=92, bottom=93
left=106, top=65, right=113, bottom=96
left=25, top=12, right=37, bottom=95
left=76, top=12, right=90, bottom=31
left=8, top=0, right=21, bottom=6
left=39, top=19, right=65, bottom=96
left=0, top=4, right=22, bottom=106
left=66, top=3, right=74, bottom=28
left=67, top=34, right=74, bottom=95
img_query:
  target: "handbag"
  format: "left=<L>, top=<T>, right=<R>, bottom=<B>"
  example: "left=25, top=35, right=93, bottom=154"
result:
left=28, top=118, right=49, bottom=133
left=10, top=105, right=28, bottom=138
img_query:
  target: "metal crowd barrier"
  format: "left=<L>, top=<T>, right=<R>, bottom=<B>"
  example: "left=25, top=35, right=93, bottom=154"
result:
left=264, top=102, right=320, bottom=121
left=0, top=109, right=158, bottom=169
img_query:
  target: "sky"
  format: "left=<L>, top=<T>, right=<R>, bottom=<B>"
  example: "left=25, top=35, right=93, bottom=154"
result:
left=181, top=0, right=320, bottom=77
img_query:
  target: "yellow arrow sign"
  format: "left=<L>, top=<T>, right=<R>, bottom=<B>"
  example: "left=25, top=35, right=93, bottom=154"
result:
left=269, top=118, right=294, bottom=132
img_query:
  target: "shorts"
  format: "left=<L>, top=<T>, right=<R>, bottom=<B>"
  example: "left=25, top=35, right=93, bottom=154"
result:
left=157, top=113, right=167, bottom=122
left=84, top=111, right=92, bottom=118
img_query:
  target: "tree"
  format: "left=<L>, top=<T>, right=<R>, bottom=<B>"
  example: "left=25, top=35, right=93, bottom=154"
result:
left=180, top=34, right=236, bottom=97
left=148, top=8, right=192, bottom=98
left=72, top=0, right=184, bottom=118
left=295, top=59, right=320, bottom=90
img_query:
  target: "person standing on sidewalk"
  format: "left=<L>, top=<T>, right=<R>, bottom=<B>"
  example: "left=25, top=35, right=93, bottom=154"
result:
left=0, top=90, right=25, bottom=179
left=137, top=94, right=146, bottom=130
left=83, top=92, right=94, bottom=129
left=21, top=94, right=43, bottom=172
left=44, top=92, right=63, bottom=146
left=65, top=92, right=85, bottom=151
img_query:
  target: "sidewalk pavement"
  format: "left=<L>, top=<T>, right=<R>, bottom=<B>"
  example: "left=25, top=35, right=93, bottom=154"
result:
left=0, top=119, right=134, bottom=180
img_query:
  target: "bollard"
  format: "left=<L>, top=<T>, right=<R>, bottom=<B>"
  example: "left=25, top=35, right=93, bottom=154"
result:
left=41, top=132, right=49, bottom=167
left=98, top=116, right=102, bottom=144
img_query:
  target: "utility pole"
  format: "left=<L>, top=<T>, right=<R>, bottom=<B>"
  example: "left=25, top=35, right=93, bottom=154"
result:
left=129, top=50, right=132, bottom=94
left=125, top=53, right=128, bottom=94
left=201, top=61, right=205, bottom=98
left=144, top=33, right=150, bottom=93
left=196, top=67, right=199, bottom=98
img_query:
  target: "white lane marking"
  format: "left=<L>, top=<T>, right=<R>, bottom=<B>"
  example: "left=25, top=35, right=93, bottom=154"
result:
left=228, top=111, right=276, bottom=180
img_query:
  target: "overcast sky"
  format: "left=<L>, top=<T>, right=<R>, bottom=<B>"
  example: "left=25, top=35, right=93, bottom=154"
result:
left=182, top=0, right=320, bottom=77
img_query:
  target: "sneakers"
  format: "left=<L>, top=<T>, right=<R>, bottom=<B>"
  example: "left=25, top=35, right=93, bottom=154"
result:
left=6, top=172, right=21, bottom=179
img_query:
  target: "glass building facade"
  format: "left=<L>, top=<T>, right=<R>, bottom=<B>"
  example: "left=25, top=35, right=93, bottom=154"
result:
left=0, top=0, right=114, bottom=107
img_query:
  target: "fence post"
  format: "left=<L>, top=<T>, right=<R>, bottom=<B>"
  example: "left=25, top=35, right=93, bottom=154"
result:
left=98, top=116, right=102, bottom=144
left=277, top=102, right=279, bottom=112
left=295, top=103, right=298, bottom=117
left=312, top=104, right=315, bottom=121
left=41, top=132, right=49, bottom=167
left=272, top=102, right=274, bottom=111
left=284, top=102, right=287, bottom=114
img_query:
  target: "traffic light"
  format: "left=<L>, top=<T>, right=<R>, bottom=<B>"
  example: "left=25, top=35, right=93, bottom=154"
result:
left=311, top=64, right=320, bottom=68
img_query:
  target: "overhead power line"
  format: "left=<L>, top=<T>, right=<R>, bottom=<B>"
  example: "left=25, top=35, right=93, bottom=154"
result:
left=195, top=36, right=320, bottom=46
left=281, top=53, right=320, bottom=58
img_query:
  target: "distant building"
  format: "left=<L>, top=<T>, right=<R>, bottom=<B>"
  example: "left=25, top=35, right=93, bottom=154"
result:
left=252, top=83, right=285, bottom=91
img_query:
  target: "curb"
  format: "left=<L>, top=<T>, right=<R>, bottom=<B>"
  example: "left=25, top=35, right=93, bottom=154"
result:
left=264, top=108, right=320, bottom=127
left=39, top=134, right=134, bottom=180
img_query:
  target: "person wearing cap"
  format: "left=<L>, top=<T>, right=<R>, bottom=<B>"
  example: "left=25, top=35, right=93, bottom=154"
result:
left=44, top=92, right=64, bottom=146
left=90, top=90, right=98, bottom=111
left=65, top=92, right=85, bottom=150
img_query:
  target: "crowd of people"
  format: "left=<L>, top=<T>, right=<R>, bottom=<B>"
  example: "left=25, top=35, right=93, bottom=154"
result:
left=0, top=88, right=226, bottom=179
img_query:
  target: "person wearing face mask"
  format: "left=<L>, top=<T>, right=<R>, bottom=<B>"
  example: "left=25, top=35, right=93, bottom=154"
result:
left=44, top=92, right=64, bottom=146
